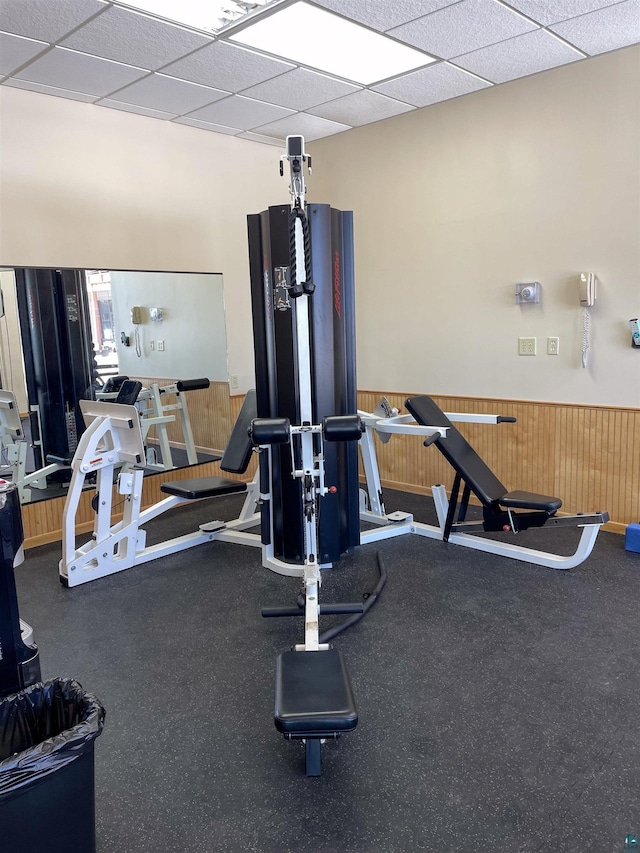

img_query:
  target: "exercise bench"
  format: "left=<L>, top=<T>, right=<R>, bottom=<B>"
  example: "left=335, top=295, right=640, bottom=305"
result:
left=275, top=649, right=358, bottom=776
left=359, top=395, right=609, bottom=570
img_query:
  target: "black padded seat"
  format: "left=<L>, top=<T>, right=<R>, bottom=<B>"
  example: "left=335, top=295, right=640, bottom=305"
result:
left=500, top=490, right=562, bottom=512
left=275, top=649, right=358, bottom=736
left=160, top=476, right=246, bottom=500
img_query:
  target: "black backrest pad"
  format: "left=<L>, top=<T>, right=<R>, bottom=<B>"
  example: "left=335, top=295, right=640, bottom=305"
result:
left=405, top=395, right=508, bottom=506
left=220, top=389, right=257, bottom=474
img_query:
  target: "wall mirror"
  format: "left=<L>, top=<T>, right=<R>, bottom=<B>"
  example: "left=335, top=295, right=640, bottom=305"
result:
left=0, top=267, right=229, bottom=505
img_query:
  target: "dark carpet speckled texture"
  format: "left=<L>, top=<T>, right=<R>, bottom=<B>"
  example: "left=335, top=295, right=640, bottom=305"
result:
left=14, top=489, right=640, bottom=853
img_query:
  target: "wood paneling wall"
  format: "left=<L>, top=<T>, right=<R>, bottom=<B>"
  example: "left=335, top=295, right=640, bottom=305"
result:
left=22, top=388, right=636, bottom=547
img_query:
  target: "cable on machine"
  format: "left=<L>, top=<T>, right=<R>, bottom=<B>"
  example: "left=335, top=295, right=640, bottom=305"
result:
left=318, top=552, right=388, bottom=645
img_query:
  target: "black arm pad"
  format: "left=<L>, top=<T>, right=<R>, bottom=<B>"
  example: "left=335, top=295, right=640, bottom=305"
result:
left=497, top=416, right=517, bottom=423
left=323, top=415, right=364, bottom=442
left=176, top=378, right=210, bottom=392
left=115, top=380, right=142, bottom=405
left=250, top=418, right=291, bottom=445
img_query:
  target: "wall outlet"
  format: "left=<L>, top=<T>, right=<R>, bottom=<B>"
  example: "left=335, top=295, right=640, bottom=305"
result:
left=230, top=374, right=239, bottom=390
left=518, top=336, right=537, bottom=356
left=157, top=340, right=165, bottom=351
left=547, top=336, right=559, bottom=355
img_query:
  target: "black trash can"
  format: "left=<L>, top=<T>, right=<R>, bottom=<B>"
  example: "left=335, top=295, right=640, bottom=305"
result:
left=0, top=677, right=106, bottom=853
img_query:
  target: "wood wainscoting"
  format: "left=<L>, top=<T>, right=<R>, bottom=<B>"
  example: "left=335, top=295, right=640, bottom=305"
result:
left=129, top=377, right=233, bottom=454
left=22, top=388, right=636, bottom=547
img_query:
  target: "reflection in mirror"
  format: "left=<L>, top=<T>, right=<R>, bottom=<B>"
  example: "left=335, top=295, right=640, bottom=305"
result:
left=0, top=268, right=229, bottom=505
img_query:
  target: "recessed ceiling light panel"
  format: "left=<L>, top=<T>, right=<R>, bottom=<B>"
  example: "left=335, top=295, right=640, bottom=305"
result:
left=229, top=1, right=436, bottom=84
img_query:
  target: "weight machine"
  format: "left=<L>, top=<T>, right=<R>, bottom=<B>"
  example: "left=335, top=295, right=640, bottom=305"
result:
left=59, top=394, right=258, bottom=587
left=246, top=136, right=374, bottom=776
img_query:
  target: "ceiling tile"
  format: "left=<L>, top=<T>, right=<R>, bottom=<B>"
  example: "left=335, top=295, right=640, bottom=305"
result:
left=388, top=0, right=538, bottom=59
left=0, top=31, right=48, bottom=76
left=172, top=116, right=240, bottom=134
left=498, top=1, right=624, bottom=26
left=237, top=130, right=284, bottom=146
left=96, top=98, right=176, bottom=120
left=108, top=73, right=228, bottom=114
left=550, top=1, right=640, bottom=55
left=453, top=27, right=583, bottom=83
left=310, top=0, right=459, bottom=31
left=13, top=46, right=148, bottom=96
left=0, top=0, right=106, bottom=43
left=1, top=78, right=97, bottom=101
left=59, top=6, right=212, bottom=71
left=162, top=41, right=294, bottom=92
left=186, top=95, right=293, bottom=130
left=373, top=61, right=491, bottom=107
left=241, top=67, right=360, bottom=111
left=253, top=112, right=351, bottom=141
left=309, top=89, right=414, bottom=126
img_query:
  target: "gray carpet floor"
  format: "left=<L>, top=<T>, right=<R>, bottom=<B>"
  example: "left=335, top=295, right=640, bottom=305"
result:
left=13, top=489, right=640, bottom=853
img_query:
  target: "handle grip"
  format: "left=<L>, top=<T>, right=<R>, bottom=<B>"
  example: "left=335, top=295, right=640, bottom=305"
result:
left=423, top=431, right=443, bottom=448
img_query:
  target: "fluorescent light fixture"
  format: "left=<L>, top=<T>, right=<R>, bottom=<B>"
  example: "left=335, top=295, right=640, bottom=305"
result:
left=229, top=1, right=435, bottom=84
left=115, top=0, right=276, bottom=33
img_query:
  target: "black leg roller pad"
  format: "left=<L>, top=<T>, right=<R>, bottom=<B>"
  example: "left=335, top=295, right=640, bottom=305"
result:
left=274, top=649, right=357, bottom=776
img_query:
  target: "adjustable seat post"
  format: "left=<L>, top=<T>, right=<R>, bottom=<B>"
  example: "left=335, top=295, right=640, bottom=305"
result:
left=443, top=471, right=462, bottom=542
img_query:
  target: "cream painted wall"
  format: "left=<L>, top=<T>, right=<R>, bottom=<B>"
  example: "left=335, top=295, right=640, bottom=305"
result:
left=1, top=47, right=639, bottom=408
left=0, top=87, right=285, bottom=393
left=309, top=46, right=640, bottom=407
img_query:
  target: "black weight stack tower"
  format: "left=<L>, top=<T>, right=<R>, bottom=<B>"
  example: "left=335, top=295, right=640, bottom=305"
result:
left=15, top=268, right=96, bottom=475
left=247, top=203, right=359, bottom=567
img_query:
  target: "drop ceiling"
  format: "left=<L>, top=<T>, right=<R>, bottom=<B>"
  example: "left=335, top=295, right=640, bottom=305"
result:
left=0, top=0, right=638, bottom=146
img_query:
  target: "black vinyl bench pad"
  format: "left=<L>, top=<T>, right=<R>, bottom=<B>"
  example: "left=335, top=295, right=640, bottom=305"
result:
left=500, top=490, right=562, bottom=513
left=275, top=649, right=358, bottom=736
left=160, top=476, right=247, bottom=500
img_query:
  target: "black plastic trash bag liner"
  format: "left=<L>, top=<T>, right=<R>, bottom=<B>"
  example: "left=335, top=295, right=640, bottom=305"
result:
left=0, top=677, right=105, bottom=853
left=0, top=677, right=105, bottom=791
